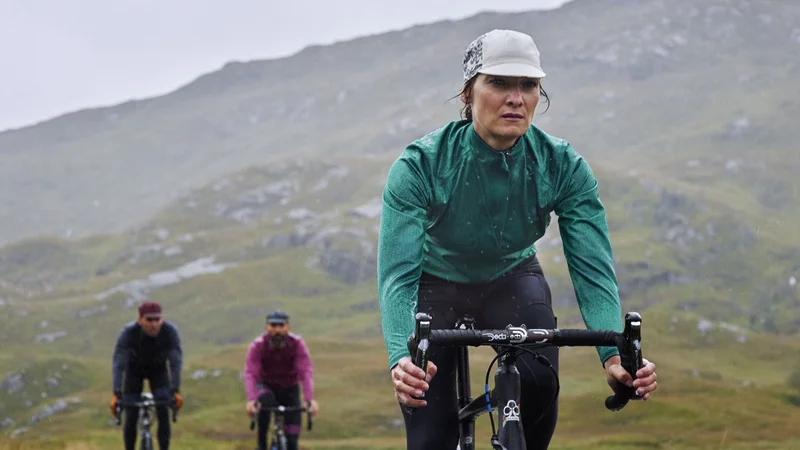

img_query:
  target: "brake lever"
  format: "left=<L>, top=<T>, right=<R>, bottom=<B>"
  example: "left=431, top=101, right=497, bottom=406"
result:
left=400, top=313, right=432, bottom=416
left=626, top=312, right=644, bottom=399
left=605, top=312, right=644, bottom=411
left=249, top=401, right=261, bottom=430
left=168, top=397, right=179, bottom=422
left=306, top=400, right=314, bottom=431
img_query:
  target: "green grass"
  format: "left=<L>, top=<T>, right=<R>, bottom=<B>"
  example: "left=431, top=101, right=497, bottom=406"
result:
left=3, top=331, right=800, bottom=449
left=2, top=1, right=800, bottom=447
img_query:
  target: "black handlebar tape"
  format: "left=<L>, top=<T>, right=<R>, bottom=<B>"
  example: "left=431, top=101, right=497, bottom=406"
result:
left=552, top=329, right=620, bottom=347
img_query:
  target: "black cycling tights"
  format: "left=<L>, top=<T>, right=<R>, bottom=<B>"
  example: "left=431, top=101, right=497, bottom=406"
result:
left=256, top=385, right=302, bottom=450
left=122, top=367, right=171, bottom=450
left=401, top=255, right=560, bottom=450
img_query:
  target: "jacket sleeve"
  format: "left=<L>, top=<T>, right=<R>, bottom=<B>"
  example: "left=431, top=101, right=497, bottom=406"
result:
left=553, top=143, right=623, bottom=366
left=295, top=338, right=315, bottom=403
left=377, top=155, right=430, bottom=370
left=165, top=323, right=183, bottom=393
left=111, top=325, right=132, bottom=394
left=243, top=339, right=261, bottom=402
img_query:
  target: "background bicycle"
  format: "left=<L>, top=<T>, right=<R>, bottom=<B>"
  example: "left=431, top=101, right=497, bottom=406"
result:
left=115, top=392, right=178, bottom=450
left=248, top=401, right=313, bottom=450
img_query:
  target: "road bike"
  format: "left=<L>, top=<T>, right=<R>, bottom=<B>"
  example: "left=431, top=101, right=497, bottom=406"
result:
left=115, top=392, right=178, bottom=450
left=249, top=401, right=313, bottom=450
left=403, top=311, right=645, bottom=450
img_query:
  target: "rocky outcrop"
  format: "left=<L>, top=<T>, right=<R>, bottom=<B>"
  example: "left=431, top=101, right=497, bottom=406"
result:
left=28, top=397, right=82, bottom=424
left=95, top=256, right=237, bottom=302
left=263, top=223, right=377, bottom=285
left=1, top=373, right=25, bottom=394
left=307, top=227, right=377, bottom=284
left=348, top=198, right=382, bottom=219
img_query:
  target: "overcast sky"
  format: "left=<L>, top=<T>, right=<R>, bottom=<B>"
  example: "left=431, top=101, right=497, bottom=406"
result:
left=0, top=0, right=570, bottom=132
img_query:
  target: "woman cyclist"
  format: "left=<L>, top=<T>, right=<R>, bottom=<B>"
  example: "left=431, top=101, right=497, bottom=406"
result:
left=377, top=29, right=658, bottom=449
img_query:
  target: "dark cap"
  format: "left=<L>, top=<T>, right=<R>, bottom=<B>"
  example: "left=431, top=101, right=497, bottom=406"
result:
left=266, top=309, right=289, bottom=324
left=138, top=301, right=163, bottom=318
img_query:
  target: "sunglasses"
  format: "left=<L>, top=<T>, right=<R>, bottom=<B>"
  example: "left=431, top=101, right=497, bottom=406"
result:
left=268, top=322, right=286, bottom=327
left=144, top=316, right=162, bottom=322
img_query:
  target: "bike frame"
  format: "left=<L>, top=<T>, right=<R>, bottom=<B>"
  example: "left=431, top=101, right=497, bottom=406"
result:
left=406, top=311, right=644, bottom=450
left=249, top=403, right=313, bottom=450
left=139, top=396, right=154, bottom=450
left=268, top=406, right=292, bottom=450
left=454, top=318, right=532, bottom=450
left=115, top=392, right=178, bottom=450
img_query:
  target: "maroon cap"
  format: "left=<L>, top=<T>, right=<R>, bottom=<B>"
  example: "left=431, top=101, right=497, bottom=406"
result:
left=138, top=301, right=163, bottom=318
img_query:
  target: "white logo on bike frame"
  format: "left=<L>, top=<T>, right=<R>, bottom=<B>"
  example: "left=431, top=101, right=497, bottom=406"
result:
left=502, top=400, right=520, bottom=426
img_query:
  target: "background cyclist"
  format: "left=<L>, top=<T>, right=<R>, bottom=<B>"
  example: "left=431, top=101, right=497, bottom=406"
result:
left=110, top=300, right=184, bottom=450
left=243, top=309, right=319, bottom=450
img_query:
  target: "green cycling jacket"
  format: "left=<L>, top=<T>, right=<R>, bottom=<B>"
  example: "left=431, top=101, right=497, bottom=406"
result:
left=377, top=120, right=623, bottom=369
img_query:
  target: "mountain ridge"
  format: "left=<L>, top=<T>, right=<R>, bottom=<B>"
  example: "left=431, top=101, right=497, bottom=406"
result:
left=2, top=0, right=798, bottom=244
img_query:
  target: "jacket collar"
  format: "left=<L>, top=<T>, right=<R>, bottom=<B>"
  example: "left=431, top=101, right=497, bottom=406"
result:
left=467, top=124, right=526, bottom=162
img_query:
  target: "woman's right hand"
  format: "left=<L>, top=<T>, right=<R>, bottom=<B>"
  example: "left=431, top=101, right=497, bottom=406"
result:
left=391, top=356, right=438, bottom=407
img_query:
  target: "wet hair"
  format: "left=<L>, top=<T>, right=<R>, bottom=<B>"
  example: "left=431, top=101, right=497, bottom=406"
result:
left=454, top=75, right=551, bottom=121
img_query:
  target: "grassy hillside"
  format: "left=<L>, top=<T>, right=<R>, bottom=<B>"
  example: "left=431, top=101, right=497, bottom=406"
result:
left=2, top=314, right=800, bottom=449
left=1, top=150, right=799, bottom=448
left=1, top=0, right=800, bottom=448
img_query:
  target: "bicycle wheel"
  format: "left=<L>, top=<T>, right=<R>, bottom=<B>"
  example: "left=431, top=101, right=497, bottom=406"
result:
left=277, top=434, right=288, bottom=450
left=140, top=431, right=153, bottom=450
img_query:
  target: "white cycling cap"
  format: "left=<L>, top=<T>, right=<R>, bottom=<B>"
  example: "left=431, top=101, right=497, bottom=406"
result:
left=462, top=29, right=546, bottom=81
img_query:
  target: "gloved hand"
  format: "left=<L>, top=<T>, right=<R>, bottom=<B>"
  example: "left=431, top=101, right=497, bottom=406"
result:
left=110, top=393, right=119, bottom=417
left=172, top=391, right=183, bottom=410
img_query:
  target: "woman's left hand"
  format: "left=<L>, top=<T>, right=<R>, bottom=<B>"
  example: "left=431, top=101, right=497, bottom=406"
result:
left=604, top=355, right=658, bottom=400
